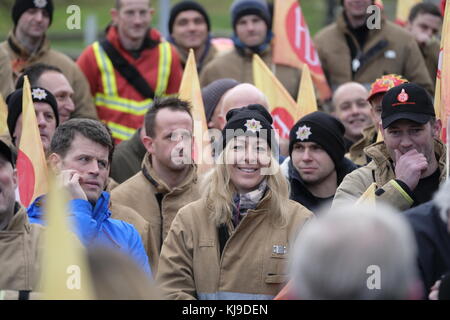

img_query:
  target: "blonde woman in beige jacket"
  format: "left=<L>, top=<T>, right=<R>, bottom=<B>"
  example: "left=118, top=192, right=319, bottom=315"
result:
left=156, top=104, right=313, bottom=300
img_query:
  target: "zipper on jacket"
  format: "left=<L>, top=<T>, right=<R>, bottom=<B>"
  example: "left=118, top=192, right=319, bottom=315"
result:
left=155, top=193, right=164, bottom=251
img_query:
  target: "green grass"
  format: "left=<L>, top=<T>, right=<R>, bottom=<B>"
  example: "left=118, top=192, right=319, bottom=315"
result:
left=0, top=0, right=399, bottom=57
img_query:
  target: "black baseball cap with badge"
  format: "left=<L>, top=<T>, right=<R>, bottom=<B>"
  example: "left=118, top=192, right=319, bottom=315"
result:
left=0, top=138, right=15, bottom=167
left=381, top=82, right=435, bottom=129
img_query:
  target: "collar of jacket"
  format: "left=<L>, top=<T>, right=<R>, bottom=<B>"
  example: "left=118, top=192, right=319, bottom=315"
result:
left=7, top=30, right=50, bottom=60
left=106, top=25, right=160, bottom=54
left=364, top=139, right=447, bottom=179
left=336, top=11, right=387, bottom=46
left=141, top=152, right=198, bottom=194
left=350, top=124, right=377, bottom=154
left=90, top=191, right=112, bottom=224
left=232, top=31, right=273, bottom=57
left=5, top=203, right=31, bottom=233
left=27, top=192, right=112, bottom=224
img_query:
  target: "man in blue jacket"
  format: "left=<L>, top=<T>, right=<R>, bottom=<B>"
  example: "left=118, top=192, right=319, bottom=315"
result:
left=27, top=118, right=151, bottom=276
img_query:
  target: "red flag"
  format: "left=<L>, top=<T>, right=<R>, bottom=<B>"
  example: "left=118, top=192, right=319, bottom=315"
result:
left=17, top=77, right=49, bottom=207
left=272, top=0, right=331, bottom=101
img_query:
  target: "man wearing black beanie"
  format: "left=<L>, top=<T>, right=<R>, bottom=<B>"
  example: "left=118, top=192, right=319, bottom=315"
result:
left=287, top=111, right=358, bottom=213
left=168, top=1, right=217, bottom=72
left=200, top=0, right=302, bottom=100
left=0, top=0, right=97, bottom=122
left=6, top=86, right=59, bottom=153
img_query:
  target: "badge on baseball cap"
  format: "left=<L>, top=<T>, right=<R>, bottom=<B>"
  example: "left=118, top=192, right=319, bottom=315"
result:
left=381, top=83, right=435, bottom=129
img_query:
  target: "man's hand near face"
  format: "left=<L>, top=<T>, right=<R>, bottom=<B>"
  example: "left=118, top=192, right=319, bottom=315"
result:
left=59, top=169, right=87, bottom=201
left=394, top=149, right=428, bottom=191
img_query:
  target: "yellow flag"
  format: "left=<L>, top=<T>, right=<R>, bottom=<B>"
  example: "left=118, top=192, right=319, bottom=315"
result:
left=355, top=182, right=377, bottom=206
left=39, top=175, right=95, bottom=299
left=0, top=93, right=8, bottom=136
left=435, top=0, right=450, bottom=143
left=396, top=0, right=422, bottom=26
left=253, top=54, right=299, bottom=139
left=179, top=49, right=213, bottom=174
left=297, top=64, right=318, bottom=119
left=17, top=77, right=48, bottom=207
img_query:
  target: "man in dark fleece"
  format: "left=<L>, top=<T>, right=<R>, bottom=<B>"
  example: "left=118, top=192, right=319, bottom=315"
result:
left=287, top=111, right=358, bottom=213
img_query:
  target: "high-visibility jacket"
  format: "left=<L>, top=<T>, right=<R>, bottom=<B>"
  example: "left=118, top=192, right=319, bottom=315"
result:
left=77, top=27, right=183, bottom=143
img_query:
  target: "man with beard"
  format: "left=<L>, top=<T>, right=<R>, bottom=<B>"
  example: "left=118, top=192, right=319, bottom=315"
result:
left=111, top=97, right=200, bottom=273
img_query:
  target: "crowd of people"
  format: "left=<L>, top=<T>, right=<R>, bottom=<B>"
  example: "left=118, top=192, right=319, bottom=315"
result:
left=0, top=0, right=449, bottom=300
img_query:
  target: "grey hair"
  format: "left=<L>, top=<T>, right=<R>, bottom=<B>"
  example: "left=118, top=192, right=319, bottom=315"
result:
left=433, top=179, right=450, bottom=226
left=289, top=204, right=418, bottom=299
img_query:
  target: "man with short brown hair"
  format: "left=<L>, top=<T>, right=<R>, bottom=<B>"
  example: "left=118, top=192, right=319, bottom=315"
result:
left=111, top=97, right=200, bottom=273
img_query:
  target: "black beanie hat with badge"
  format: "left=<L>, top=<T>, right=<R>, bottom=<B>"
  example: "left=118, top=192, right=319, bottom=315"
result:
left=6, top=86, right=59, bottom=139
left=12, top=0, right=54, bottom=26
left=381, top=82, right=435, bottom=129
left=169, top=1, right=211, bottom=34
left=222, top=104, right=276, bottom=153
left=289, top=111, right=346, bottom=167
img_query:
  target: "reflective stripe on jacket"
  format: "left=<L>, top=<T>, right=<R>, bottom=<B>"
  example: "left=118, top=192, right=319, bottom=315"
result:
left=91, top=41, right=172, bottom=142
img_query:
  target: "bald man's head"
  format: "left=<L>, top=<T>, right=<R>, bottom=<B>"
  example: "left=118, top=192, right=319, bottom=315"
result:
left=332, top=82, right=372, bottom=143
left=216, top=83, right=269, bottom=130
